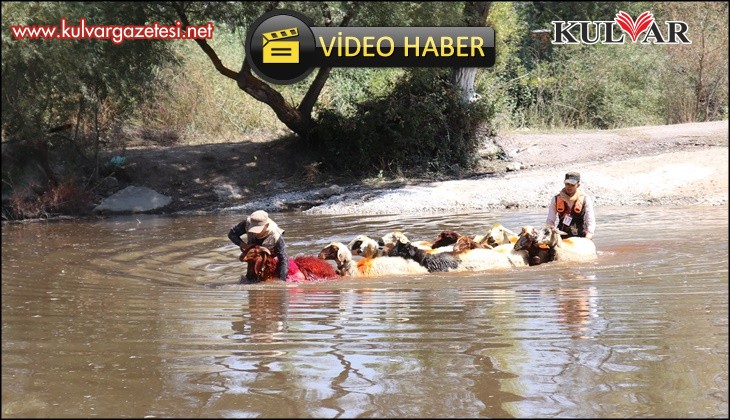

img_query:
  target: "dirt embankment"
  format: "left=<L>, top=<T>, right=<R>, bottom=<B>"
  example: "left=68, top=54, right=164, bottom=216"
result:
left=115, top=120, right=728, bottom=215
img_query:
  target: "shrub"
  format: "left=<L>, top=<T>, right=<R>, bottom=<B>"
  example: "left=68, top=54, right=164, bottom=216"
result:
left=311, top=69, right=494, bottom=177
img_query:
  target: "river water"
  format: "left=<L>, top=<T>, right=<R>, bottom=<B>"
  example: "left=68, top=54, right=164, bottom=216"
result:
left=2, top=205, right=728, bottom=418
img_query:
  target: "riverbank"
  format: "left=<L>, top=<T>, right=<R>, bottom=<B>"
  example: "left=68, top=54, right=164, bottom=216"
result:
left=18, top=119, right=727, bottom=220
left=211, top=120, right=728, bottom=215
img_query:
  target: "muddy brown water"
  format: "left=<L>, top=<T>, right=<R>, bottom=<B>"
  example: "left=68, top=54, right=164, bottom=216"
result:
left=2, top=206, right=728, bottom=418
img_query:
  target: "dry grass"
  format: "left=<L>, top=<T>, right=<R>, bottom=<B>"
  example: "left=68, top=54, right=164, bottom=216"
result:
left=135, top=36, right=290, bottom=146
left=5, top=181, right=92, bottom=220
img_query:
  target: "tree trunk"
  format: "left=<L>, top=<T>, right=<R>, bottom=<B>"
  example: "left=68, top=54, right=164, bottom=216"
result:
left=236, top=61, right=311, bottom=138
left=175, top=3, right=360, bottom=140
left=451, top=1, right=491, bottom=102
left=451, top=67, right=479, bottom=102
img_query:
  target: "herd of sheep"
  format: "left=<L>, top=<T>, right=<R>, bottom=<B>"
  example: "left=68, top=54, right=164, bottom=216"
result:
left=240, top=224, right=598, bottom=283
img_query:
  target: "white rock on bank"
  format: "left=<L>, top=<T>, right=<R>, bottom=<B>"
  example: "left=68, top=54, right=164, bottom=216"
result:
left=94, top=186, right=172, bottom=213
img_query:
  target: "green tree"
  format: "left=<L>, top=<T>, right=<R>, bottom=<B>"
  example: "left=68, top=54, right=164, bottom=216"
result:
left=168, top=1, right=363, bottom=139
left=2, top=2, right=175, bottom=183
left=165, top=1, right=487, bottom=139
left=162, top=1, right=494, bottom=176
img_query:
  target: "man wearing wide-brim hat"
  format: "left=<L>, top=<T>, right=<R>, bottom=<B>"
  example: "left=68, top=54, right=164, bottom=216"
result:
left=228, top=210, right=288, bottom=281
left=546, top=171, right=596, bottom=239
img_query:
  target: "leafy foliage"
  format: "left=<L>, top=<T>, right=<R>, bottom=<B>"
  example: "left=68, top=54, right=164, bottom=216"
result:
left=2, top=3, right=176, bottom=170
left=311, top=68, right=493, bottom=176
left=479, top=1, right=727, bottom=129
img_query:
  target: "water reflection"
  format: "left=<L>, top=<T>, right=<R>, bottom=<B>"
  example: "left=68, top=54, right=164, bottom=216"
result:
left=555, top=285, right=597, bottom=339
left=233, top=288, right=290, bottom=344
left=2, top=206, right=728, bottom=417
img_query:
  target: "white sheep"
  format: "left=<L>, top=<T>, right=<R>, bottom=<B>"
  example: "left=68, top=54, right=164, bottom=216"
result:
left=535, top=225, right=597, bottom=263
left=491, top=243, right=529, bottom=267
left=452, top=247, right=515, bottom=271
left=347, top=235, right=382, bottom=258
left=318, top=242, right=429, bottom=277
left=484, top=223, right=520, bottom=247
left=386, top=239, right=460, bottom=272
left=448, top=235, right=519, bottom=271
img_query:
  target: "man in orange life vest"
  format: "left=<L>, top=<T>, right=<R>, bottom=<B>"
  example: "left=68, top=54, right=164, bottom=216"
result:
left=546, top=172, right=595, bottom=239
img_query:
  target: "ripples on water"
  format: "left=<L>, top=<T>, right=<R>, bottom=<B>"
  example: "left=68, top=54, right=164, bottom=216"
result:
left=2, top=206, right=728, bottom=417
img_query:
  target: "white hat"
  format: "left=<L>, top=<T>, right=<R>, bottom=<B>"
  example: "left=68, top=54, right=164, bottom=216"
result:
left=247, top=210, right=271, bottom=235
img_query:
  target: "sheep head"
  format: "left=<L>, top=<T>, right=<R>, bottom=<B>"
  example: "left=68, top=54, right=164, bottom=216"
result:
left=452, top=235, right=490, bottom=253
left=431, top=230, right=460, bottom=249
left=318, top=242, right=352, bottom=266
left=348, top=235, right=380, bottom=258
left=387, top=240, right=419, bottom=259
left=242, top=245, right=276, bottom=281
left=535, top=225, right=566, bottom=249
left=486, top=224, right=517, bottom=247
left=512, top=226, right=558, bottom=266
left=513, top=226, right=537, bottom=251
left=379, top=231, right=410, bottom=255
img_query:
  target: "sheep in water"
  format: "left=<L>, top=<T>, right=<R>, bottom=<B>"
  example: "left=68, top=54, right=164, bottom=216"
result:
left=318, top=242, right=429, bottom=277
left=440, top=234, right=528, bottom=271
left=513, top=226, right=555, bottom=266
left=450, top=235, right=490, bottom=253
left=484, top=224, right=520, bottom=247
left=384, top=230, right=524, bottom=272
left=241, top=245, right=339, bottom=282
left=448, top=232, right=529, bottom=268
left=428, top=230, right=462, bottom=252
left=387, top=240, right=460, bottom=272
left=386, top=236, right=459, bottom=273
left=380, top=231, right=452, bottom=255
left=534, top=225, right=598, bottom=263
left=348, top=235, right=382, bottom=258
left=435, top=224, right=526, bottom=267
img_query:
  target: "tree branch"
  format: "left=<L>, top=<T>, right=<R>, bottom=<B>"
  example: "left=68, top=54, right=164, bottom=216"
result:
left=298, top=2, right=363, bottom=118
left=173, top=2, right=238, bottom=80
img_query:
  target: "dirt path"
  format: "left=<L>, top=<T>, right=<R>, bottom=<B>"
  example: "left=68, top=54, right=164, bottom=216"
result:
left=119, top=120, right=728, bottom=215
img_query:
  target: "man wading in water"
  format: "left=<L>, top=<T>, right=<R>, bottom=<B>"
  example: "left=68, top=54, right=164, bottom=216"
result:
left=228, top=210, right=288, bottom=282
left=546, top=171, right=595, bottom=239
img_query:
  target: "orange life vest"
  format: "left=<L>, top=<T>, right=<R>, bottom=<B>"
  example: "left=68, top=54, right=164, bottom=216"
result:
left=556, top=194, right=583, bottom=215
left=555, top=193, right=586, bottom=238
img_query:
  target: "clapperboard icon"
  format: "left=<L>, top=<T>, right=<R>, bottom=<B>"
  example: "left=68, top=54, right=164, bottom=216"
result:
left=262, top=27, right=299, bottom=64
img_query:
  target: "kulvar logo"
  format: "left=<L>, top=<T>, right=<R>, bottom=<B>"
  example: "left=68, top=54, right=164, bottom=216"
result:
left=551, top=11, right=691, bottom=45
left=614, top=11, right=654, bottom=42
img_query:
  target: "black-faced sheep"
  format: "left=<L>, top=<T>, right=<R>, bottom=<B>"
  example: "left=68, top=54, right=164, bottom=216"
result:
left=386, top=239, right=459, bottom=273
left=513, top=226, right=556, bottom=266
